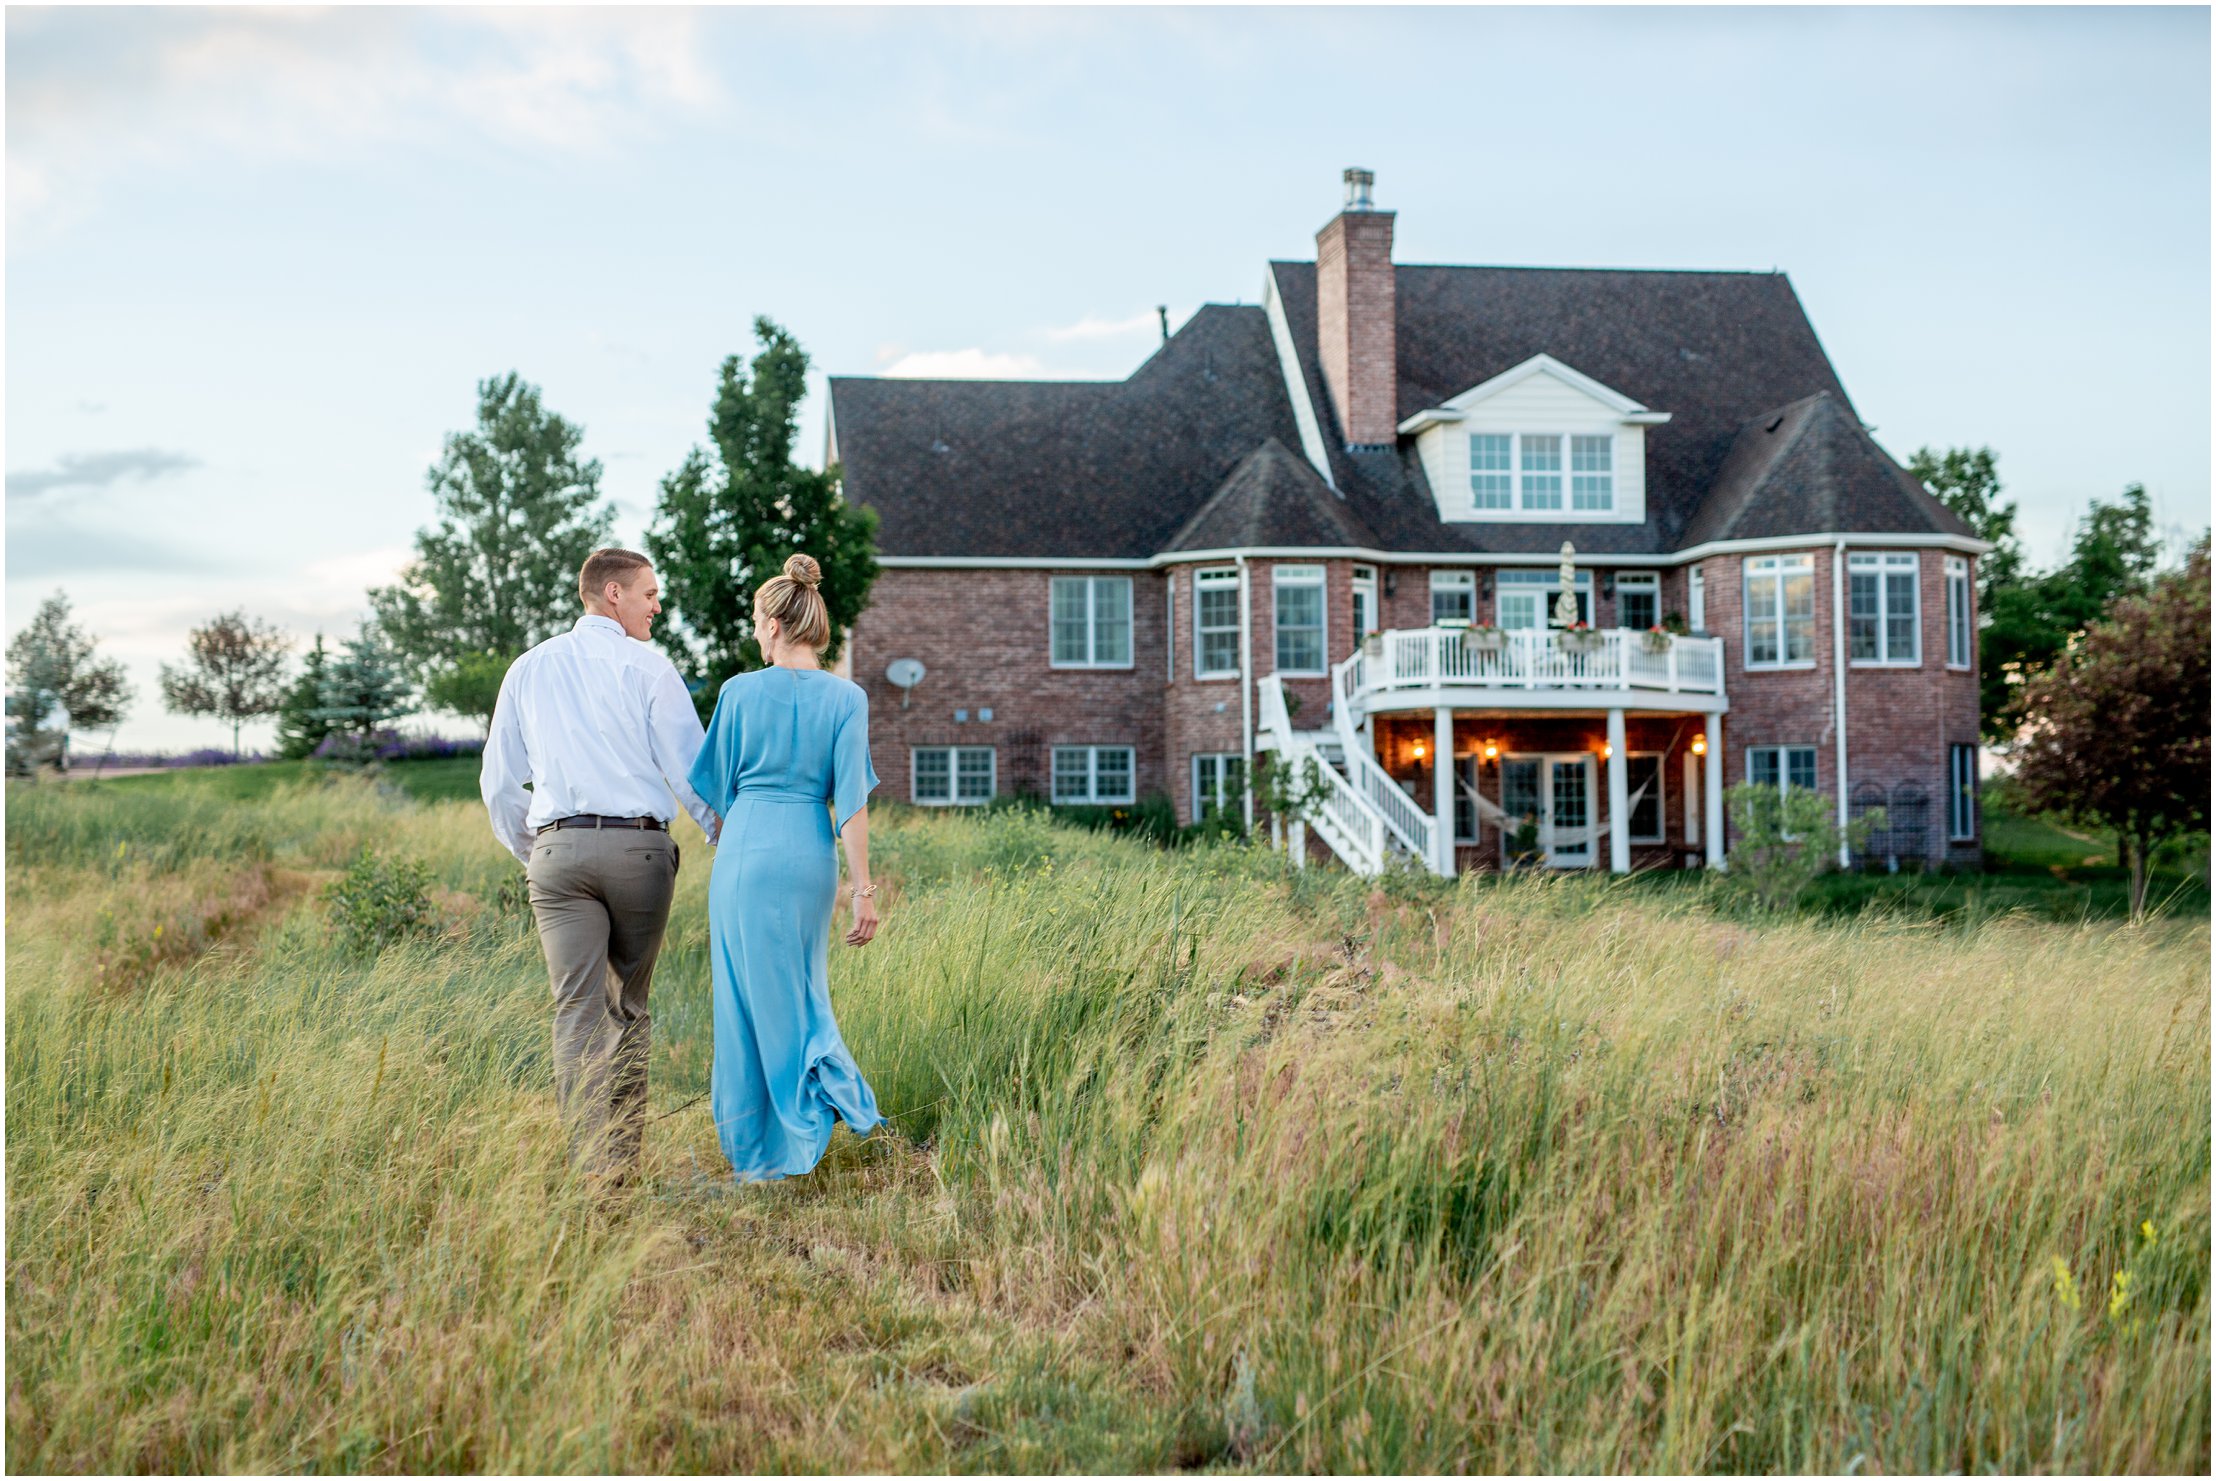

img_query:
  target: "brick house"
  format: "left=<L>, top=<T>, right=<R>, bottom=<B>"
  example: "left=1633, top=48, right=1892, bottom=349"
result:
left=827, top=170, right=1986, bottom=877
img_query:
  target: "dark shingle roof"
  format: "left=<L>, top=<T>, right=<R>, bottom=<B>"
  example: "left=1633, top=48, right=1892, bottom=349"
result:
left=1165, top=438, right=1377, bottom=552
left=1679, top=391, right=1974, bottom=546
left=832, top=262, right=1972, bottom=561
left=829, top=305, right=1303, bottom=560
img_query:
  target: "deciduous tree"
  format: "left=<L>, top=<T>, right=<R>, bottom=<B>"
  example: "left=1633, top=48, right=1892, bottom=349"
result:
left=649, top=317, right=879, bottom=711
left=370, top=372, right=614, bottom=686
left=5, top=592, right=133, bottom=776
left=2010, top=541, right=2210, bottom=921
left=160, top=611, right=291, bottom=758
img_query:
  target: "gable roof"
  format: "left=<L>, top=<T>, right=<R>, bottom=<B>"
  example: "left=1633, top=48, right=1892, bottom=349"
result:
left=1679, top=391, right=1975, bottom=547
left=828, top=304, right=1303, bottom=560
left=1164, top=437, right=1377, bottom=553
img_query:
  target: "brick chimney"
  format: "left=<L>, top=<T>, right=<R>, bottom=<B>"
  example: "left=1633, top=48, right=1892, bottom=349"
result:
left=1315, top=167, right=1398, bottom=450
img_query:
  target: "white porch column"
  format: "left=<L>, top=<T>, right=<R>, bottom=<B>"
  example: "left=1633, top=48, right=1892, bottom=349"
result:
left=1433, top=706, right=1456, bottom=878
left=1290, top=817, right=1307, bottom=869
left=1703, top=712, right=1725, bottom=869
left=1606, top=707, right=1630, bottom=874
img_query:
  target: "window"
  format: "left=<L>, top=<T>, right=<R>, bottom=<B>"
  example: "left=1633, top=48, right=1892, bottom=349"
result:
left=1193, top=568, right=1240, bottom=679
left=1519, top=434, right=1563, bottom=511
left=1616, top=571, right=1659, bottom=631
left=1497, top=568, right=1591, bottom=630
left=1273, top=565, right=1326, bottom=674
left=1351, top=565, right=1378, bottom=641
left=1688, top=564, right=1705, bottom=630
left=1744, top=555, right=1816, bottom=667
left=1945, top=556, right=1972, bottom=669
left=914, top=746, right=994, bottom=805
left=1468, top=433, right=1512, bottom=510
left=1626, top=753, right=1664, bottom=842
left=1053, top=745, right=1135, bottom=805
left=1747, top=745, right=1818, bottom=794
left=1430, top=570, right=1475, bottom=626
left=1682, top=752, right=1701, bottom=846
left=1193, top=753, right=1246, bottom=823
left=1570, top=434, right=1614, bottom=511
left=1050, top=576, right=1132, bottom=668
left=1453, top=754, right=1479, bottom=844
left=1949, top=744, right=1978, bottom=840
left=1849, top=553, right=1920, bottom=665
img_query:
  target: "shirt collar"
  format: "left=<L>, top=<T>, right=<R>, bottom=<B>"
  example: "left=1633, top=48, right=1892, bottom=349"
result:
left=575, top=613, right=627, bottom=637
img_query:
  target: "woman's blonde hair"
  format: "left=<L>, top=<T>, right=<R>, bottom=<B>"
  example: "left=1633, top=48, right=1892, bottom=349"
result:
left=754, top=553, right=831, bottom=652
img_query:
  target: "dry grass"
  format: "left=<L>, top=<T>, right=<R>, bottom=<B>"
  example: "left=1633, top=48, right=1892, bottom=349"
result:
left=5, top=771, right=2208, bottom=1472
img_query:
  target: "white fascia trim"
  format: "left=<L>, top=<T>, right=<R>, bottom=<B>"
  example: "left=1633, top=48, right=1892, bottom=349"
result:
left=876, top=530, right=1991, bottom=572
left=1444, top=352, right=1657, bottom=418
left=1263, top=267, right=1336, bottom=487
left=1396, top=407, right=1467, bottom=435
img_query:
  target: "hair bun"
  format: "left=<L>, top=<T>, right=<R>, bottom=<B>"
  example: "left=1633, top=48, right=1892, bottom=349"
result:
left=783, top=553, right=822, bottom=589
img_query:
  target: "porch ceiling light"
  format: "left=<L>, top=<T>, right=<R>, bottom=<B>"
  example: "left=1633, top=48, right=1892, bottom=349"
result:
left=1412, top=738, right=1427, bottom=761
left=1483, top=740, right=1499, bottom=761
left=1598, top=741, right=1613, bottom=759
left=1691, top=734, right=1708, bottom=756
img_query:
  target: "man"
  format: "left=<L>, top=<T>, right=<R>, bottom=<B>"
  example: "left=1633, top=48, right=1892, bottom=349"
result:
left=481, top=548, right=721, bottom=1188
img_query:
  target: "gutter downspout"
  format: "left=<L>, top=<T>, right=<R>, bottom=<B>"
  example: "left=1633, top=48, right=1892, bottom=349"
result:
left=1238, top=554, right=1255, bottom=835
left=1832, top=538, right=1851, bottom=867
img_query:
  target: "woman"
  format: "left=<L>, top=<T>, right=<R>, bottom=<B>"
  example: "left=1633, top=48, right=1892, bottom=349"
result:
left=687, top=553, right=884, bottom=1182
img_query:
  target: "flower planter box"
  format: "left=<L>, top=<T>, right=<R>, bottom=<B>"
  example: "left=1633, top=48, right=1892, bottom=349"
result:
left=1460, top=627, right=1506, bottom=653
left=1640, top=629, right=1674, bottom=655
left=1559, top=628, right=1606, bottom=654
left=1362, top=633, right=1384, bottom=659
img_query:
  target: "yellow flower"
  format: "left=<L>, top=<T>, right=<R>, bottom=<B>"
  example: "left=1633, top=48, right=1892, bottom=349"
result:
left=2141, top=1220, right=2158, bottom=1246
left=2108, top=1269, right=2134, bottom=1320
left=2050, top=1255, right=2081, bottom=1310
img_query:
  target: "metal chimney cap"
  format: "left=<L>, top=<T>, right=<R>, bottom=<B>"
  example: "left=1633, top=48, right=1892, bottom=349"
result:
left=1342, top=167, right=1376, bottom=211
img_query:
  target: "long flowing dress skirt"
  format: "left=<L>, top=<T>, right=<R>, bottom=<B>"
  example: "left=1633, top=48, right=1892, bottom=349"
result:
left=707, top=795, right=882, bottom=1181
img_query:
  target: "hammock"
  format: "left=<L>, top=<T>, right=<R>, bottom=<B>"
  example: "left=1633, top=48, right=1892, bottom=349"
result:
left=1449, top=769, right=1653, bottom=857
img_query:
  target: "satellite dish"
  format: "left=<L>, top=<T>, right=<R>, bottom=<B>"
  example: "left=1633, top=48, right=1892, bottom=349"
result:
left=885, top=657, right=925, bottom=708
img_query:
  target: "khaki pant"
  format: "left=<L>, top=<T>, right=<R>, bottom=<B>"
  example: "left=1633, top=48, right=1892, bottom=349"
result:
left=525, top=825, right=679, bottom=1179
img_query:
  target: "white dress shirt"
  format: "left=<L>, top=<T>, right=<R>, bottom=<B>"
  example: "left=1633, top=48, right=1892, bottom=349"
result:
left=480, top=613, right=723, bottom=864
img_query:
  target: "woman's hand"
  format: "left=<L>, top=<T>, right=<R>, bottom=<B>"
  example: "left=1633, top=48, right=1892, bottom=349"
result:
left=844, top=889, right=879, bottom=947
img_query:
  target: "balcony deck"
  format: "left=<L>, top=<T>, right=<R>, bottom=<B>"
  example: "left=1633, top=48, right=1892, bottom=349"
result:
left=1337, top=626, right=1729, bottom=719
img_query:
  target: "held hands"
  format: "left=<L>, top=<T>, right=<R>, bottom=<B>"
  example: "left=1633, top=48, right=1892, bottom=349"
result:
left=844, top=884, right=880, bottom=947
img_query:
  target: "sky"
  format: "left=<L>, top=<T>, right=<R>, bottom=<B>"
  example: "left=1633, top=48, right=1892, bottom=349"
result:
left=7, top=4, right=2210, bottom=754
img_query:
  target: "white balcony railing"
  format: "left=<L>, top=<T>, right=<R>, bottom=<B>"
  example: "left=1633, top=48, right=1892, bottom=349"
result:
left=1337, top=627, right=1724, bottom=712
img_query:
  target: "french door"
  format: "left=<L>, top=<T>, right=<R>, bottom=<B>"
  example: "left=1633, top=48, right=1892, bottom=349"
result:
left=1498, top=754, right=1596, bottom=868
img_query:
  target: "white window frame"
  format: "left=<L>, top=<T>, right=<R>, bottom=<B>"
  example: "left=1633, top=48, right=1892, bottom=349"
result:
left=1743, top=554, right=1817, bottom=670
left=1467, top=433, right=1513, bottom=511
left=1192, top=752, right=1245, bottom=823
left=1616, top=570, right=1660, bottom=632
left=1746, top=745, right=1819, bottom=795
left=1351, top=564, right=1379, bottom=642
left=1848, top=552, right=1922, bottom=667
left=1192, top=567, right=1240, bottom=681
left=912, top=745, right=995, bottom=806
left=1626, top=750, right=1666, bottom=844
left=1052, top=745, right=1135, bottom=805
left=1049, top=575, right=1134, bottom=670
left=1682, top=751, right=1701, bottom=846
left=1496, top=567, right=1592, bottom=630
left=1272, top=564, right=1327, bottom=676
left=1945, top=556, right=1973, bottom=670
left=1949, top=743, right=1978, bottom=841
left=1688, top=564, right=1705, bottom=631
left=1452, top=752, right=1480, bottom=845
left=1430, top=569, right=1475, bottom=627
left=1569, top=433, right=1615, bottom=512
left=1518, top=433, right=1564, bottom=512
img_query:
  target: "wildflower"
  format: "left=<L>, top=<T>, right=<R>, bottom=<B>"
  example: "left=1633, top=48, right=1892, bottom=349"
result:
left=2108, top=1269, right=2134, bottom=1321
left=2141, top=1220, right=2158, bottom=1246
left=2050, top=1255, right=2081, bottom=1310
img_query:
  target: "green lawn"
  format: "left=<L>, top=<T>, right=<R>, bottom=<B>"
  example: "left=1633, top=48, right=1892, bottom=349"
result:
left=88, top=756, right=482, bottom=806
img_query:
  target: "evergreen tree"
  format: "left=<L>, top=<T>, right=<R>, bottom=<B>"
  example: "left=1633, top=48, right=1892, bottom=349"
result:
left=369, top=372, right=615, bottom=686
left=649, top=317, right=880, bottom=713
left=274, top=635, right=337, bottom=760
left=313, top=628, right=414, bottom=750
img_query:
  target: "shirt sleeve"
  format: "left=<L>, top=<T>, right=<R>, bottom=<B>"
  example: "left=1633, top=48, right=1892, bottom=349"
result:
left=480, top=663, right=534, bottom=865
left=831, top=687, right=879, bottom=839
left=684, top=681, right=736, bottom=834
left=650, top=662, right=722, bottom=844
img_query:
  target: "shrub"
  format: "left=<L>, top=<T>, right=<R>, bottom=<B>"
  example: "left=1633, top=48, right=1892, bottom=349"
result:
left=321, top=850, right=438, bottom=955
left=1723, top=782, right=1882, bottom=912
left=312, top=729, right=485, bottom=765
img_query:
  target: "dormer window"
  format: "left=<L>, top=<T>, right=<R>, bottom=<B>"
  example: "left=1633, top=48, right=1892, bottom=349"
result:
left=1570, top=435, right=1614, bottom=510
left=1468, top=434, right=1512, bottom=509
left=1461, top=429, right=1621, bottom=517
left=1416, top=355, right=1664, bottom=526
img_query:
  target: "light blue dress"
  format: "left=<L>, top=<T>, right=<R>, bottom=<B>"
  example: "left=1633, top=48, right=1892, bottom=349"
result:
left=686, top=664, right=883, bottom=1182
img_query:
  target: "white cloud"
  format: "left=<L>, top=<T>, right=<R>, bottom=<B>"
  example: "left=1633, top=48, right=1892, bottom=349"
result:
left=8, top=446, right=201, bottom=500
left=880, top=348, right=1050, bottom=380
left=1044, top=311, right=1159, bottom=343
left=7, top=8, right=724, bottom=240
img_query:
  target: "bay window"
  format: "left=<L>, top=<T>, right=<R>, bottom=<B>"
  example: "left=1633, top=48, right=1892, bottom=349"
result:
left=1945, top=556, right=1973, bottom=669
left=1273, top=564, right=1326, bottom=674
left=1744, top=554, right=1816, bottom=667
left=1849, top=552, right=1920, bottom=665
left=1193, top=567, right=1240, bottom=679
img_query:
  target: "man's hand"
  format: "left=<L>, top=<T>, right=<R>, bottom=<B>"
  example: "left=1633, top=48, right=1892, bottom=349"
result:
left=843, top=891, right=879, bottom=947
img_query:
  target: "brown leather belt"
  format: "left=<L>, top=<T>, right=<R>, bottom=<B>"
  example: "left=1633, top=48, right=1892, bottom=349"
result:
left=537, top=814, right=668, bottom=834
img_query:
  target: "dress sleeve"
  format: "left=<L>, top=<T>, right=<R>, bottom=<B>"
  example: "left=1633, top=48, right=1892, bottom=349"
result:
left=687, top=683, right=738, bottom=821
left=831, top=688, right=879, bottom=839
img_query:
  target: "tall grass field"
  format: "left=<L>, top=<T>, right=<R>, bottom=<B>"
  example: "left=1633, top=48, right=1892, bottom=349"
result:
left=6, top=771, right=2208, bottom=1472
